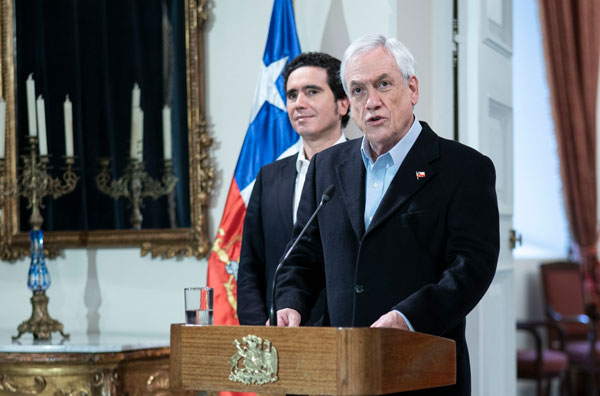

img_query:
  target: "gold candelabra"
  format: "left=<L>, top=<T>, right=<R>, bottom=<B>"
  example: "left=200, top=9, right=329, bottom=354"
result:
left=19, top=137, right=79, bottom=230
left=96, top=158, right=177, bottom=229
left=12, top=136, right=79, bottom=341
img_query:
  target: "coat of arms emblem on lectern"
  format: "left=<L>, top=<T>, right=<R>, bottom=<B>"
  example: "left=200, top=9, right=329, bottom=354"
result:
left=229, top=334, right=278, bottom=385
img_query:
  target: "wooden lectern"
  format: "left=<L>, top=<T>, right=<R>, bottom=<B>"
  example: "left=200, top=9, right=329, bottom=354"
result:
left=170, top=324, right=455, bottom=395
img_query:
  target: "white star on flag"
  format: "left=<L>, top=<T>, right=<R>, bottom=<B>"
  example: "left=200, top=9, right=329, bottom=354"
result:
left=248, top=56, right=289, bottom=123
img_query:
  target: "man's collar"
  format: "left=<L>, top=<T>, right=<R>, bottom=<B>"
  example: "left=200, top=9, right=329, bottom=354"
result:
left=296, top=133, right=346, bottom=171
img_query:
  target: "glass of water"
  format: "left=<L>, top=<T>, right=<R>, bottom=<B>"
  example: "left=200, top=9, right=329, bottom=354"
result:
left=184, top=287, right=213, bottom=325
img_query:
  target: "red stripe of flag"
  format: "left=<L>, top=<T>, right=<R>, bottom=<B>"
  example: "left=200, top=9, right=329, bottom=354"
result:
left=207, top=179, right=246, bottom=326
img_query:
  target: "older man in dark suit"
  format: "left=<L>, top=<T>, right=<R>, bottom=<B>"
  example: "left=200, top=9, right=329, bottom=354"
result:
left=237, top=52, right=350, bottom=326
left=273, top=34, right=499, bottom=395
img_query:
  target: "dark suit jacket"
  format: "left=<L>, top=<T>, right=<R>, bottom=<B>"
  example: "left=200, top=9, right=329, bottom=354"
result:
left=237, top=154, right=326, bottom=326
left=276, top=122, right=499, bottom=395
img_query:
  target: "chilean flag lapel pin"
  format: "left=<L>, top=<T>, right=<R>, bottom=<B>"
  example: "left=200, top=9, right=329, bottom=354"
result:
left=416, top=171, right=426, bottom=180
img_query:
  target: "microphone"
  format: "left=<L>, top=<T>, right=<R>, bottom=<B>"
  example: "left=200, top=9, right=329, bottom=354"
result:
left=269, top=184, right=336, bottom=326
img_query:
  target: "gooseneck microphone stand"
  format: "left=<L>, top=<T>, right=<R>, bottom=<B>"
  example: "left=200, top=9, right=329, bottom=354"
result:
left=269, top=184, right=335, bottom=326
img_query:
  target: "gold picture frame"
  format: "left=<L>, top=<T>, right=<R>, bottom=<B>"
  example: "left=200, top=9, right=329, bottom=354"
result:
left=0, top=0, right=213, bottom=260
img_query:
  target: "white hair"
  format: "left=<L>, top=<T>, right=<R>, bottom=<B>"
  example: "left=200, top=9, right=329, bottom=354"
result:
left=340, top=33, right=418, bottom=94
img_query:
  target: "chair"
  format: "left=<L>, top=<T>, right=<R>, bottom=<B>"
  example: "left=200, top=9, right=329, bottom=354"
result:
left=517, top=320, right=570, bottom=396
left=540, top=261, right=600, bottom=394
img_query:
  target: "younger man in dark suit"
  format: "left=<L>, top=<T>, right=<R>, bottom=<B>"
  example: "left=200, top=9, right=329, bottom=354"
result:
left=273, top=35, right=500, bottom=396
left=237, top=52, right=350, bottom=325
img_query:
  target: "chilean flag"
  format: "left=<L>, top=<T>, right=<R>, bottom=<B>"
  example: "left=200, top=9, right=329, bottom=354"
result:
left=207, top=0, right=301, bottom=328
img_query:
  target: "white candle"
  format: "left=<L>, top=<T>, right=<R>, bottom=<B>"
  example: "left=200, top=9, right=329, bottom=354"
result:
left=26, top=74, right=37, bottom=137
left=129, top=123, right=135, bottom=159
left=130, top=107, right=140, bottom=159
left=162, top=105, right=171, bottom=160
left=130, top=83, right=141, bottom=160
left=137, top=109, right=144, bottom=161
left=130, top=107, right=144, bottom=160
left=131, top=83, right=140, bottom=110
left=36, top=96, right=48, bottom=156
left=64, top=95, right=74, bottom=157
left=0, top=99, right=5, bottom=159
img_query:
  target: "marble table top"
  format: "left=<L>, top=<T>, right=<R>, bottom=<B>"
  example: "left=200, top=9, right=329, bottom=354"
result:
left=0, top=330, right=170, bottom=353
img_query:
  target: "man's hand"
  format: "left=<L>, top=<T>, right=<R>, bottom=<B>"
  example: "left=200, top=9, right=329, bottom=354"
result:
left=370, top=311, right=409, bottom=330
left=265, top=308, right=301, bottom=327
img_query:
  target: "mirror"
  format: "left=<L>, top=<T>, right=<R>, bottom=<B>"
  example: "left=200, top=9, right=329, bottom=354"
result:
left=0, top=0, right=213, bottom=259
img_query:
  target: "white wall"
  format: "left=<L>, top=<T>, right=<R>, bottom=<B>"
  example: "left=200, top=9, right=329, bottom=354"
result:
left=0, top=0, right=449, bottom=338
left=0, top=249, right=204, bottom=336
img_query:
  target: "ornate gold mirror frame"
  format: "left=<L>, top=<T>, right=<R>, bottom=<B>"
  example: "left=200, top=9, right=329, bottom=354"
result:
left=0, top=0, right=213, bottom=260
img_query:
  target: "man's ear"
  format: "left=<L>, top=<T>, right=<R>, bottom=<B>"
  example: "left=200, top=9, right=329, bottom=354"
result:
left=408, top=76, right=419, bottom=106
left=338, top=97, right=350, bottom=117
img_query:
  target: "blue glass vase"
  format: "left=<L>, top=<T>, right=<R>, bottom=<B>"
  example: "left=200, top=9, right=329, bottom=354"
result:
left=27, top=230, right=51, bottom=292
left=12, top=230, right=69, bottom=341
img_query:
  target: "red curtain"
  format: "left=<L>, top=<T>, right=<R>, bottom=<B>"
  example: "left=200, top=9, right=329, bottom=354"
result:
left=538, top=0, right=600, bottom=304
